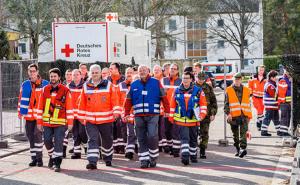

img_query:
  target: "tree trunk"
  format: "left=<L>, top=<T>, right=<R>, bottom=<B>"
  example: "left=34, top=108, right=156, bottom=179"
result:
left=32, top=34, right=39, bottom=59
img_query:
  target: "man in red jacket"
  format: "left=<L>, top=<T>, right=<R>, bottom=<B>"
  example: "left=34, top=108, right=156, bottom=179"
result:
left=37, top=68, right=73, bottom=172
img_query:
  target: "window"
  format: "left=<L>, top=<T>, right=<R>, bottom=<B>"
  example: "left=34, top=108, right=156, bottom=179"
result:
left=243, top=59, right=249, bottom=66
left=200, top=20, right=207, bottom=28
left=187, top=19, right=193, bottom=29
left=201, top=40, right=207, bottom=49
left=244, top=39, right=248, bottom=47
left=188, top=41, right=193, bottom=49
left=168, top=19, right=177, bottom=31
left=19, top=43, right=26, bottom=53
left=217, top=40, right=225, bottom=48
left=169, top=39, right=177, bottom=51
left=194, top=41, right=200, bottom=49
left=203, top=65, right=232, bottom=74
left=194, top=20, right=200, bottom=29
left=217, top=19, right=224, bottom=27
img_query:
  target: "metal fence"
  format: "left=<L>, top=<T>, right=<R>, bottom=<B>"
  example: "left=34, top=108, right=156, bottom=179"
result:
left=0, top=59, right=36, bottom=140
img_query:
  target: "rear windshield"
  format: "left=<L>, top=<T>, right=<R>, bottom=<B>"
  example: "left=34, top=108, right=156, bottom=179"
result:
left=203, top=65, right=232, bottom=74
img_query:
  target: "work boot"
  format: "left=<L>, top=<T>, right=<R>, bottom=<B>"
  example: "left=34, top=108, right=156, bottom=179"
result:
left=119, top=146, right=125, bottom=154
left=140, top=160, right=149, bottom=168
left=256, top=122, right=261, bottom=131
left=239, top=149, right=247, bottom=158
left=37, top=160, right=43, bottom=167
left=53, top=158, right=62, bottom=172
left=281, top=132, right=290, bottom=137
left=235, top=147, right=240, bottom=157
left=114, top=146, right=120, bottom=154
left=164, top=146, right=170, bottom=154
left=71, top=153, right=81, bottom=159
left=86, top=163, right=97, bottom=170
left=105, top=161, right=112, bottom=167
left=190, top=157, right=198, bottom=163
left=261, top=131, right=272, bottom=136
left=48, top=158, right=54, bottom=168
left=173, top=153, right=180, bottom=158
left=68, top=148, right=74, bottom=154
left=63, top=146, right=67, bottom=158
left=149, top=159, right=157, bottom=168
left=28, top=160, right=37, bottom=167
left=181, top=159, right=189, bottom=166
left=125, top=152, right=134, bottom=160
left=277, top=131, right=283, bottom=136
left=200, top=148, right=206, bottom=159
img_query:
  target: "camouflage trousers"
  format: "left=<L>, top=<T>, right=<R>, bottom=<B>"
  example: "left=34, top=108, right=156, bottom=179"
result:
left=229, top=116, right=248, bottom=150
left=198, top=118, right=210, bottom=149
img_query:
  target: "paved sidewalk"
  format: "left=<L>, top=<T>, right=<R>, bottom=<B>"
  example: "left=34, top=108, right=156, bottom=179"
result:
left=0, top=138, right=29, bottom=159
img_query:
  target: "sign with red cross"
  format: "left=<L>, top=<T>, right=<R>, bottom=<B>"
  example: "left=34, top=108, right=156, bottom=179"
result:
left=53, top=22, right=108, bottom=63
left=105, top=12, right=118, bottom=22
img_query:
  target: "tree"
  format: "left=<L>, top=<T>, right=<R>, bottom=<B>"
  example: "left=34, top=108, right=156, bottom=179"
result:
left=114, top=0, right=210, bottom=59
left=207, top=0, right=261, bottom=70
left=53, top=0, right=113, bottom=22
left=0, top=29, right=10, bottom=59
left=264, top=0, right=300, bottom=55
left=5, top=0, right=54, bottom=59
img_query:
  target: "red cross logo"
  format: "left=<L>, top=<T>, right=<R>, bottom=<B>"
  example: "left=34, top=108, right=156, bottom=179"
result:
left=61, top=44, right=74, bottom=57
left=106, top=14, right=113, bottom=21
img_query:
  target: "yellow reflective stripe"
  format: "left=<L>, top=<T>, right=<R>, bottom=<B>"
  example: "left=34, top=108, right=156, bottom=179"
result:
left=43, top=98, right=51, bottom=116
left=53, top=108, right=60, bottom=120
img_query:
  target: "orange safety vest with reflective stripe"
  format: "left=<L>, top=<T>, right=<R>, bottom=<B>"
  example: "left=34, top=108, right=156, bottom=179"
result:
left=277, top=75, right=292, bottom=104
left=248, top=75, right=266, bottom=98
left=162, top=76, right=182, bottom=117
left=37, top=84, right=74, bottom=127
left=226, top=86, right=252, bottom=119
left=77, top=80, right=117, bottom=124
left=18, top=78, right=48, bottom=121
left=67, top=80, right=85, bottom=120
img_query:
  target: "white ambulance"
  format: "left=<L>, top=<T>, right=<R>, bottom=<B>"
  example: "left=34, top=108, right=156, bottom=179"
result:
left=201, top=61, right=238, bottom=89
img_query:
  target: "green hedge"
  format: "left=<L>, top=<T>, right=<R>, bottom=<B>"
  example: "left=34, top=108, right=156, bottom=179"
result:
left=263, top=56, right=282, bottom=72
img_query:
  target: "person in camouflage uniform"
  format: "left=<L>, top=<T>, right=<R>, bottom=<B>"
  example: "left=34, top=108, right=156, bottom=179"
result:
left=224, top=73, right=252, bottom=158
left=195, top=72, right=218, bottom=159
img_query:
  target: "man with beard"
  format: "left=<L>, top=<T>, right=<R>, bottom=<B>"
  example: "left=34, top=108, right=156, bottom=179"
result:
left=37, top=68, right=73, bottom=172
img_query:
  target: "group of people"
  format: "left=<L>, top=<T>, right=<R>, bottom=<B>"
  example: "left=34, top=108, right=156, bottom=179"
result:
left=17, top=61, right=292, bottom=172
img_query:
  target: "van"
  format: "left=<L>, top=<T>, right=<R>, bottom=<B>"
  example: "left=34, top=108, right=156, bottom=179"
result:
left=201, top=61, right=238, bottom=89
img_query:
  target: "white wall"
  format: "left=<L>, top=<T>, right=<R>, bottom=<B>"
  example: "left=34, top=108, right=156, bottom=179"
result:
left=163, top=16, right=186, bottom=59
left=207, top=11, right=263, bottom=73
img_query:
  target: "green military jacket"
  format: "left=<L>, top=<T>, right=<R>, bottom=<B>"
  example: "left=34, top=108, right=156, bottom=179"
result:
left=195, top=82, right=218, bottom=118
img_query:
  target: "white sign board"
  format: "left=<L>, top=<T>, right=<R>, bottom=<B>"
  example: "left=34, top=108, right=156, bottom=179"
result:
left=53, top=22, right=108, bottom=63
left=105, top=12, right=118, bottom=22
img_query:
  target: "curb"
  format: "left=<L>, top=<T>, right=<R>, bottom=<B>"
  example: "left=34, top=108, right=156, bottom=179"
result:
left=290, top=140, right=300, bottom=185
left=0, top=147, right=30, bottom=159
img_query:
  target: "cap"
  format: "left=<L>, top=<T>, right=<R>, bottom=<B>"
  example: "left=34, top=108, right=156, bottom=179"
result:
left=234, top=72, right=242, bottom=79
left=198, top=72, right=206, bottom=80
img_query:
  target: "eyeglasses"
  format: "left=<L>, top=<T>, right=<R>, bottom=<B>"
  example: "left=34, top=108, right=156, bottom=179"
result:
left=183, top=77, right=191, bottom=80
left=170, top=68, right=178, bottom=70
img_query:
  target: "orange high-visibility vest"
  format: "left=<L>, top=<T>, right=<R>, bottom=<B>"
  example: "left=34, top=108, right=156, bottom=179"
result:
left=226, top=86, right=252, bottom=119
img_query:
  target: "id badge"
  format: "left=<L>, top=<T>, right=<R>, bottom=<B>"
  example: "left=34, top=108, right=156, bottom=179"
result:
left=142, top=90, right=148, bottom=95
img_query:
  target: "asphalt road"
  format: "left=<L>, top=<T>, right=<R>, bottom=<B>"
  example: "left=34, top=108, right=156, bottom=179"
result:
left=0, top=88, right=294, bottom=185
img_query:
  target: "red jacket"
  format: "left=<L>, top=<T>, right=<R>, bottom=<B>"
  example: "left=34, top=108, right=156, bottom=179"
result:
left=37, top=84, right=73, bottom=127
left=77, top=79, right=118, bottom=124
